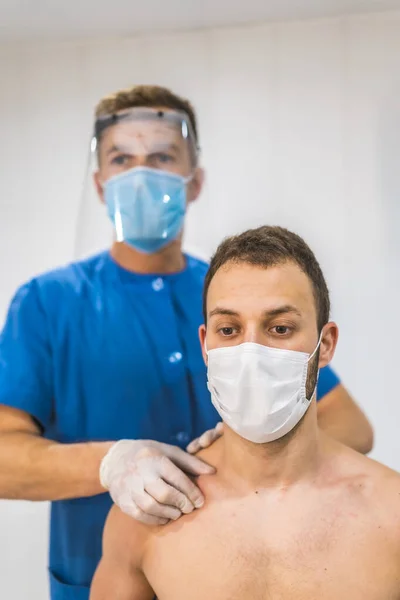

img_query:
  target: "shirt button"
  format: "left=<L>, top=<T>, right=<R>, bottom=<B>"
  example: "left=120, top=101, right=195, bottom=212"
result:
left=176, top=432, right=190, bottom=444
left=152, top=278, right=164, bottom=292
left=168, top=351, right=183, bottom=364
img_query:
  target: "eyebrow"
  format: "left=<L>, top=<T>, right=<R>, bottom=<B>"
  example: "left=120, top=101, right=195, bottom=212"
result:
left=106, top=144, right=128, bottom=156
left=106, top=142, right=182, bottom=156
left=208, top=305, right=302, bottom=319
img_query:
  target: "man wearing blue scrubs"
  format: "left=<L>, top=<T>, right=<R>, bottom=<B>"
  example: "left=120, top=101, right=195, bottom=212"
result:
left=0, top=85, right=373, bottom=600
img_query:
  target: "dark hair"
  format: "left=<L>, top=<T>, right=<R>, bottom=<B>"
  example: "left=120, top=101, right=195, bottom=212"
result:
left=203, top=226, right=330, bottom=332
left=95, top=84, right=199, bottom=145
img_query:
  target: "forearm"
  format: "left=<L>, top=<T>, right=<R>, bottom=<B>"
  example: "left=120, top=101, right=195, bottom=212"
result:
left=319, top=417, right=372, bottom=454
left=317, top=385, right=374, bottom=454
left=0, top=432, right=113, bottom=501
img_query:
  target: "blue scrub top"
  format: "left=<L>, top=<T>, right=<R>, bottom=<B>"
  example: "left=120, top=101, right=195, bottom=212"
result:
left=0, top=251, right=340, bottom=600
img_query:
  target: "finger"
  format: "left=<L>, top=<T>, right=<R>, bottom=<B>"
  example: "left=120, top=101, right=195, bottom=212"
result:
left=186, top=438, right=201, bottom=454
left=115, top=498, right=169, bottom=526
left=197, top=429, right=219, bottom=449
left=160, top=457, right=206, bottom=510
left=167, top=446, right=215, bottom=475
left=187, top=429, right=215, bottom=453
left=186, top=423, right=224, bottom=454
left=144, top=479, right=188, bottom=519
left=132, top=488, right=184, bottom=521
left=215, top=421, right=224, bottom=434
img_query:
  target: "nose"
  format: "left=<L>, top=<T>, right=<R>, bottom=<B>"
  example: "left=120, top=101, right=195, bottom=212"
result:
left=131, top=156, right=148, bottom=169
left=242, top=325, right=261, bottom=345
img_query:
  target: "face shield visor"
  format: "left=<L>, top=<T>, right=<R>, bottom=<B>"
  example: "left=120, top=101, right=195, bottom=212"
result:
left=75, top=107, right=200, bottom=258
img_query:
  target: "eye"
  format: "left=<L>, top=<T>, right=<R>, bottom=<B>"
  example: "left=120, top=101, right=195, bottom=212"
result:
left=218, top=327, right=237, bottom=337
left=152, top=152, right=174, bottom=164
left=111, top=154, right=130, bottom=166
left=271, top=325, right=291, bottom=335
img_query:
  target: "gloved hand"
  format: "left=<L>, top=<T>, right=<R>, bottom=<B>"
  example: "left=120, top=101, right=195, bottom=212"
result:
left=186, top=422, right=224, bottom=454
left=100, top=439, right=215, bottom=525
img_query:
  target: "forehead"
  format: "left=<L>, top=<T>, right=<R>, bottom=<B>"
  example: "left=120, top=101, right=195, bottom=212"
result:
left=207, top=262, right=317, bottom=317
left=98, top=108, right=190, bottom=154
left=100, top=118, right=186, bottom=153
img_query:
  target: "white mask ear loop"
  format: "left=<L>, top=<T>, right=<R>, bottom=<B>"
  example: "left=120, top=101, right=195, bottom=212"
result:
left=204, top=338, right=209, bottom=355
left=308, top=329, right=324, bottom=363
left=306, top=330, right=324, bottom=402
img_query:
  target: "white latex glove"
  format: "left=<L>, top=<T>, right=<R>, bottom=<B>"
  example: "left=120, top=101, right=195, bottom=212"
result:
left=100, top=439, right=215, bottom=525
left=186, top=422, right=224, bottom=454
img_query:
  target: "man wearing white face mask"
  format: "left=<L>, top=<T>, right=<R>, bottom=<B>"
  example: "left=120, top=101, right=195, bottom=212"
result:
left=92, top=226, right=400, bottom=600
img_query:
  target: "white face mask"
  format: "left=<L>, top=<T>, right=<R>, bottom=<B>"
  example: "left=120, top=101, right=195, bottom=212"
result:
left=206, top=338, right=321, bottom=444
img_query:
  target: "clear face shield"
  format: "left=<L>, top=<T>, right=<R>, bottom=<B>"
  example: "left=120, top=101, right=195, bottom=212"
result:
left=75, top=107, right=200, bottom=258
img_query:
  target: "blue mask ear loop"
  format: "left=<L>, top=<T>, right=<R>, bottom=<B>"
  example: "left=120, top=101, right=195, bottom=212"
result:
left=183, top=173, right=194, bottom=185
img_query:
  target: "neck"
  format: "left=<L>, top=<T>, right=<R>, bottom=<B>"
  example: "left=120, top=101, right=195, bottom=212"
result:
left=110, top=239, right=185, bottom=275
left=220, top=402, right=322, bottom=490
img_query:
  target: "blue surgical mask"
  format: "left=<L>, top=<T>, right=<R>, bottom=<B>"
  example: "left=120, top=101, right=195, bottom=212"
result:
left=104, top=167, right=191, bottom=254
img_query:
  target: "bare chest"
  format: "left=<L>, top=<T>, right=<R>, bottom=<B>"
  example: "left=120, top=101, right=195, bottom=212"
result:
left=143, top=493, right=399, bottom=600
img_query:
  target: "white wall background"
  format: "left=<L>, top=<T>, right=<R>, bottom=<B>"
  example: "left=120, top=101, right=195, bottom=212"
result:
left=0, top=10, right=399, bottom=599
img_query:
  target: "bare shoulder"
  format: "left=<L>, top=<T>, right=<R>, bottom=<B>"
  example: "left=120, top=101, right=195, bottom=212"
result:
left=364, top=457, right=400, bottom=557
left=338, top=444, right=400, bottom=491
left=103, top=504, right=152, bottom=567
left=353, top=451, right=400, bottom=490
left=337, top=445, right=400, bottom=533
left=91, top=507, right=155, bottom=599
left=362, top=455, right=400, bottom=509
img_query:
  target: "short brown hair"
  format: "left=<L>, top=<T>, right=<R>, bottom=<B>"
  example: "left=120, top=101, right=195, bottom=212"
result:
left=94, top=84, right=199, bottom=146
left=203, top=226, right=330, bottom=332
